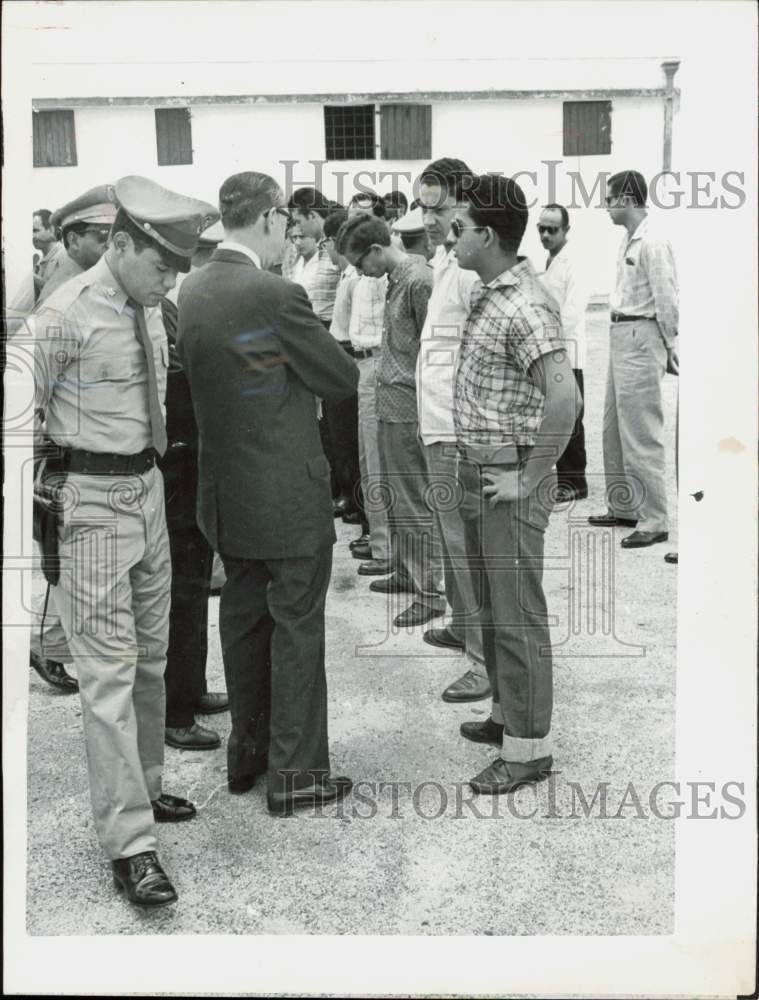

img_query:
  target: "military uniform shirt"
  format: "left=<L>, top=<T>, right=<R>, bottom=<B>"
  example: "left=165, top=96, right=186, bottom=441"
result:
left=34, top=254, right=168, bottom=454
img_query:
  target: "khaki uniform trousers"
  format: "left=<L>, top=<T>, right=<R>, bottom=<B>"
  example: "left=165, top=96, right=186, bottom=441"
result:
left=53, top=465, right=170, bottom=860
left=603, top=319, right=669, bottom=532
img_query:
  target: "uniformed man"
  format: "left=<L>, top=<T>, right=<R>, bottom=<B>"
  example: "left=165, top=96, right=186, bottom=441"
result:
left=33, top=176, right=219, bottom=908
left=32, top=209, right=67, bottom=300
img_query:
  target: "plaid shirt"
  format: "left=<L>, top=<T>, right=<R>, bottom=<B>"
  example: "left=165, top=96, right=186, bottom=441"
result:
left=377, top=256, right=433, bottom=423
left=611, top=216, right=679, bottom=347
left=292, top=242, right=340, bottom=322
left=454, top=258, right=562, bottom=448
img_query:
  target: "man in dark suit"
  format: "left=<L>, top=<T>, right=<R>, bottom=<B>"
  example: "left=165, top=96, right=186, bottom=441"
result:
left=176, top=171, right=359, bottom=815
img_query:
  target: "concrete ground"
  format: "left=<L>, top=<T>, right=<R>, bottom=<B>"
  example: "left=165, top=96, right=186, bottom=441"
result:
left=25, top=308, right=678, bottom=936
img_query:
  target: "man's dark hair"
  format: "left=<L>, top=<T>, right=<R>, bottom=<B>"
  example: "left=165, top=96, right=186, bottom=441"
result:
left=607, top=170, right=648, bottom=207
left=464, top=173, right=529, bottom=253
left=62, top=220, right=110, bottom=249
left=323, top=209, right=349, bottom=240
left=336, top=214, right=390, bottom=256
left=111, top=208, right=184, bottom=270
left=219, top=171, right=282, bottom=229
left=419, top=157, right=474, bottom=203
left=384, top=190, right=408, bottom=212
left=349, top=191, right=386, bottom=218
left=288, top=186, right=333, bottom=219
left=34, top=209, right=54, bottom=229
left=542, top=203, right=570, bottom=228
left=400, top=231, right=427, bottom=253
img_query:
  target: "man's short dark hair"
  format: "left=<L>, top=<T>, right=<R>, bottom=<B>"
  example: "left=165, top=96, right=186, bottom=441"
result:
left=464, top=174, right=529, bottom=253
left=323, top=209, right=348, bottom=240
left=542, top=203, right=570, bottom=229
left=349, top=191, right=386, bottom=218
left=384, top=191, right=408, bottom=212
left=336, top=214, right=391, bottom=256
left=219, top=171, right=282, bottom=229
left=419, top=157, right=474, bottom=203
left=400, top=231, right=426, bottom=253
left=111, top=208, right=185, bottom=270
left=607, top=170, right=648, bottom=207
left=288, top=186, right=333, bottom=219
left=34, top=209, right=54, bottom=229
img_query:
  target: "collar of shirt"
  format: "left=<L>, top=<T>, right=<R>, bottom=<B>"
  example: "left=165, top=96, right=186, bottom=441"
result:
left=483, top=256, right=532, bottom=290
left=81, top=254, right=130, bottom=314
left=624, top=215, right=649, bottom=248
left=387, top=255, right=413, bottom=288
left=217, top=240, right=262, bottom=269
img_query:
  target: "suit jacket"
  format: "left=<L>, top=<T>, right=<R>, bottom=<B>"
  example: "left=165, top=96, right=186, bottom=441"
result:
left=176, top=248, right=359, bottom=559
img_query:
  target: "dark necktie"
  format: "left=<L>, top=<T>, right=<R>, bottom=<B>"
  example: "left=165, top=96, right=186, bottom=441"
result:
left=129, top=299, right=167, bottom=456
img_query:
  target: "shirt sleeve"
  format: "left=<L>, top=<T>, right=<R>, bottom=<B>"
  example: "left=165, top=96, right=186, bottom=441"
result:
left=509, top=304, right=563, bottom=374
left=408, top=274, right=432, bottom=336
left=32, top=305, right=80, bottom=445
left=642, top=237, right=679, bottom=347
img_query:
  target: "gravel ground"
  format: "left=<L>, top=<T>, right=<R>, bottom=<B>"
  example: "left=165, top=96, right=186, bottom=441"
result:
left=25, top=308, right=678, bottom=936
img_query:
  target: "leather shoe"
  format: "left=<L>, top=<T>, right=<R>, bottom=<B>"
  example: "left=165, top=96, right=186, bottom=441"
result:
left=228, top=754, right=268, bottom=794
left=151, top=792, right=197, bottom=823
left=555, top=485, right=588, bottom=503
left=369, top=574, right=414, bottom=594
left=357, top=559, right=392, bottom=576
left=588, top=512, right=638, bottom=527
left=342, top=511, right=362, bottom=525
left=267, top=775, right=353, bottom=817
left=112, top=851, right=177, bottom=907
left=196, top=691, right=229, bottom=715
left=349, top=533, right=370, bottom=550
left=29, top=652, right=78, bottom=693
left=442, top=670, right=492, bottom=703
left=165, top=722, right=221, bottom=750
left=469, top=755, right=553, bottom=794
left=621, top=529, right=669, bottom=548
left=333, top=497, right=350, bottom=517
left=393, top=602, right=444, bottom=628
left=460, top=717, right=503, bottom=746
left=664, top=551, right=678, bottom=564
left=423, top=627, right=464, bottom=650
left=351, top=542, right=373, bottom=560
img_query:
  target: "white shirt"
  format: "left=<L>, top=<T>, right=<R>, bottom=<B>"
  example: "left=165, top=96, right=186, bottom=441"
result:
left=217, top=240, right=262, bottom=269
left=538, top=241, right=587, bottom=369
left=348, top=274, right=387, bottom=351
left=416, top=244, right=479, bottom=444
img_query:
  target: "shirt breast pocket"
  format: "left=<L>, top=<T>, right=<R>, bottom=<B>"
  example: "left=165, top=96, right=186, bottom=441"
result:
left=78, top=356, right=132, bottom=383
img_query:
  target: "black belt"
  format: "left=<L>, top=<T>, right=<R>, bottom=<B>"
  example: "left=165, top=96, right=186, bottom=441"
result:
left=353, top=348, right=374, bottom=360
left=49, top=447, right=157, bottom=476
left=610, top=312, right=650, bottom=324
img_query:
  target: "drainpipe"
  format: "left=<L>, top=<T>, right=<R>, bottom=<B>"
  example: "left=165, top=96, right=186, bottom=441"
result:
left=661, top=60, right=680, bottom=172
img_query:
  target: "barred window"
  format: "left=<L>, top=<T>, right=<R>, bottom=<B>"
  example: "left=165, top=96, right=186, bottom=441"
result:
left=33, top=110, right=77, bottom=167
left=324, top=105, right=376, bottom=160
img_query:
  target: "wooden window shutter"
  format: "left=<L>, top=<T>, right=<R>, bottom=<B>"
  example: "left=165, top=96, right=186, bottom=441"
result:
left=155, top=108, right=193, bottom=165
left=380, top=104, right=432, bottom=159
left=563, top=101, right=612, bottom=156
left=33, top=110, right=77, bottom=167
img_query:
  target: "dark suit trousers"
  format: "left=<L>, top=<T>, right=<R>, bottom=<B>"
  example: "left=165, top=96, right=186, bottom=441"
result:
left=555, top=369, right=587, bottom=492
left=164, top=522, right=214, bottom=728
left=218, top=545, right=333, bottom=795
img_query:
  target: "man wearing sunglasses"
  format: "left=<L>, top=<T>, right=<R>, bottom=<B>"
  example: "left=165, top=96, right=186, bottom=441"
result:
left=537, top=203, right=589, bottom=504
left=450, top=173, right=578, bottom=795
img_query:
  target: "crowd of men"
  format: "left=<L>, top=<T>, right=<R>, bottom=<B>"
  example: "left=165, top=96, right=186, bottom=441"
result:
left=27, top=157, right=678, bottom=909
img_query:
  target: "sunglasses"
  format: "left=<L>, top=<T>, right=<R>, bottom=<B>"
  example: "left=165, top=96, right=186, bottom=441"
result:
left=449, top=219, right=486, bottom=238
left=537, top=224, right=560, bottom=235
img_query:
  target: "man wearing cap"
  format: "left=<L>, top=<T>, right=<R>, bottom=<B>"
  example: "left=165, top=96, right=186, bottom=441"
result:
left=392, top=208, right=434, bottom=263
left=33, top=209, right=67, bottom=301
left=37, top=187, right=118, bottom=304
left=177, top=170, right=359, bottom=816
left=33, top=175, right=218, bottom=907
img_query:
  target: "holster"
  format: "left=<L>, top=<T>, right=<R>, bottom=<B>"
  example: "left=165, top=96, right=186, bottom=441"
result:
left=33, top=444, right=68, bottom=586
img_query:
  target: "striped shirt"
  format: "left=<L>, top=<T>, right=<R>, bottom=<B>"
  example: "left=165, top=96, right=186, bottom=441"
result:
left=454, top=258, right=562, bottom=448
left=349, top=274, right=387, bottom=351
left=291, top=242, right=340, bottom=322
left=611, top=216, right=678, bottom=347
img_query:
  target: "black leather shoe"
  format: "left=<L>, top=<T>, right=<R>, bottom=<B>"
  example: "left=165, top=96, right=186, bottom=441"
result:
left=664, top=551, right=678, bottom=564
left=349, top=533, right=370, bottom=550
left=555, top=485, right=588, bottom=503
left=29, top=652, right=78, bottom=693
left=267, top=775, right=353, bottom=817
left=351, top=542, right=373, bottom=560
left=621, top=529, right=668, bottom=548
left=196, top=692, right=229, bottom=715
left=393, top=602, right=445, bottom=628
left=151, top=793, right=197, bottom=823
left=228, top=754, right=268, bottom=794
left=342, top=511, right=362, bottom=525
left=165, top=722, right=221, bottom=750
left=333, top=497, right=350, bottom=517
left=357, top=559, right=392, bottom=576
left=469, top=755, right=553, bottom=794
left=369, top=574, right=414, bottom=594
left=442, top=670, right=492, bottom=703
left=423, top=627, right=465, bottom=650
left=112, top=851, right=177, bottom=907
left=588, top=512, right=638, bottom=527
left=460, top=717, right=503, bottom=746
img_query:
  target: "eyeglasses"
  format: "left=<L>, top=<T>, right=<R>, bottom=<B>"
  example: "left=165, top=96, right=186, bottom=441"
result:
left=449, top=219, right=486, bottom=238
left=81, top=227, right=111, bottom=242
left=537, top=224, right=560, bottom=235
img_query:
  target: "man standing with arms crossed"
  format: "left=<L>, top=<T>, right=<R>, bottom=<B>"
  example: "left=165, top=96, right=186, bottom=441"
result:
left=588, top=170, right=679, bottom=548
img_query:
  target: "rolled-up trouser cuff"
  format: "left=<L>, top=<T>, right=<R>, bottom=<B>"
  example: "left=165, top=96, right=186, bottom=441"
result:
left=501, top=731, right=553, bottom=763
